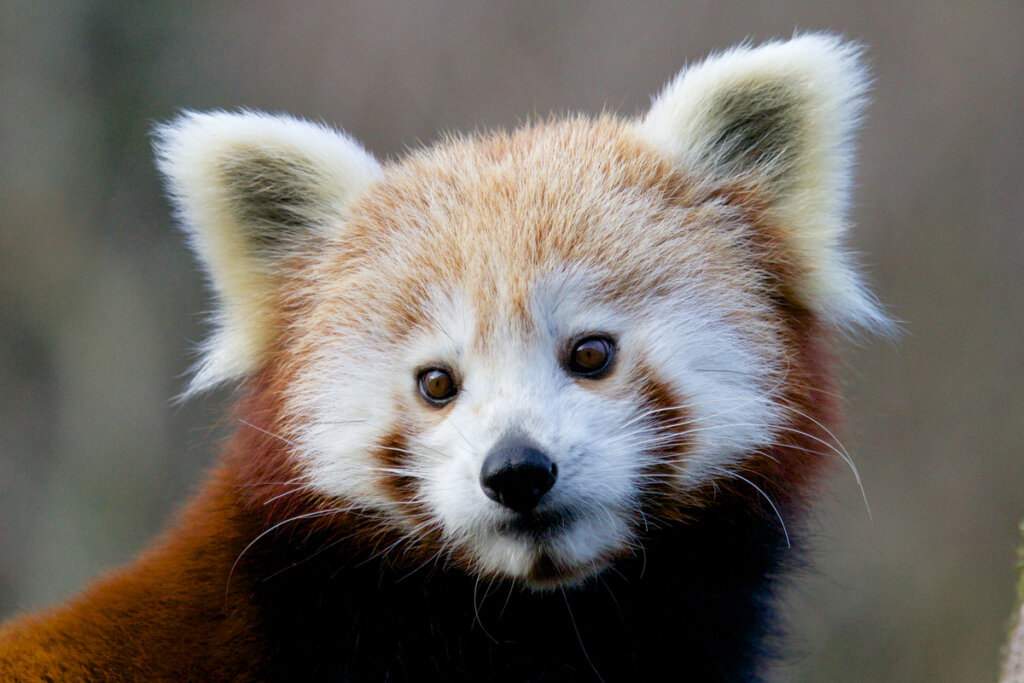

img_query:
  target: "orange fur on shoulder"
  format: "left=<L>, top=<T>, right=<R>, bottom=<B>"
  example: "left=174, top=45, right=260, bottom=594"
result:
left=0, top=463, right=265, bottom=681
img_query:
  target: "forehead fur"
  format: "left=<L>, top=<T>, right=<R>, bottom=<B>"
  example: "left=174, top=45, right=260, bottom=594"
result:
left=296, top=116, right=767, bottom=344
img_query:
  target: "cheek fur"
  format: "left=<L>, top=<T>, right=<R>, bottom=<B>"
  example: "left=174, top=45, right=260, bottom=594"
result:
left=372, top=423, right=420, bottom=506
left=627, top=365, right=698, bottom=516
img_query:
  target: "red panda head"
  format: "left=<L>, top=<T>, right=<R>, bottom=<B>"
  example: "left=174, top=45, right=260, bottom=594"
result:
left=155, top=35, right=887, bottom=588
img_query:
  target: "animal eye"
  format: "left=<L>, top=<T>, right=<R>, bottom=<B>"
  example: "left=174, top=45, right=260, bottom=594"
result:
left=417, top=368, right=458, bottom=405
left=566, top=336, right=615, bottom=378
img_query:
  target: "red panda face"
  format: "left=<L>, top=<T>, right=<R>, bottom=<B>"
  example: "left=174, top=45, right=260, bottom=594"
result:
left=155, top=36, right=887, bottom=589
left=275, top=121, right=791, bottom=586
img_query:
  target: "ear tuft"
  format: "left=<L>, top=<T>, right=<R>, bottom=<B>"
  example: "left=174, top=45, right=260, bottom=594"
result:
left=639, top=34, right=890, bottom=333
left=154, top=111, right=380, bottom=393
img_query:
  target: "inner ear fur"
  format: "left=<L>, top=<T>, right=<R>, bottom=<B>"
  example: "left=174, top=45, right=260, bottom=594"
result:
left=219, top=150, right=334, bottom=258
left=706, top=81, right=807, bottom=185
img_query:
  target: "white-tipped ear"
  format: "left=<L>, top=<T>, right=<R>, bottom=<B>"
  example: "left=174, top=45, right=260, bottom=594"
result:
left=154, top=110, right=381, bottom=392
left=639, top=34, right=889, bottom=333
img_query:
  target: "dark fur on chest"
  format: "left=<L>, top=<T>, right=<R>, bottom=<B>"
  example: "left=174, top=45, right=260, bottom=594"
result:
left=246, top=499, right=793, bottom=682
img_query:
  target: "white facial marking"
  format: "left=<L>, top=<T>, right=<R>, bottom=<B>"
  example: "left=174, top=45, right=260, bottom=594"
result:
left=290, top=262, right=784, bottom=587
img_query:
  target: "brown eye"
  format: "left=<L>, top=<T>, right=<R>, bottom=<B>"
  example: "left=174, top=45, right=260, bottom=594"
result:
left=567, top=336, right=615, bottom=378
left=418, top=368, right=458, bottom=405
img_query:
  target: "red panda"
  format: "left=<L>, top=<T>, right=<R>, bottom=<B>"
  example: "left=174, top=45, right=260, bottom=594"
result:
left=0, top=35, right=888, bottom=681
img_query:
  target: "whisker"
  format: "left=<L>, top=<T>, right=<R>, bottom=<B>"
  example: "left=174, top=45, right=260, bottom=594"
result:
left=258, top=527, right=362, bottom=583
left=227, top=507, right=348, bottom=599
left=472, top=576, right=500, bottom=644
left=610, top=402, right=870, bottom=518
left=616, top=394, right=770, bottom=432
left=238, top=419, right=300, bottom=449
left=375, top=444, right=447, bottom=465
left=238, top=477, right=307, bottom=488
left=607, top=396, right=775, bottom=447
left=449, top=421, right=476, bottom=451
left=772, top=403, right=870, bottom=518
left=709, top=467, right=790, bottom=549
left=561, top=588, right=605, bottom=683
left=263, top=485, right=311, bottom=506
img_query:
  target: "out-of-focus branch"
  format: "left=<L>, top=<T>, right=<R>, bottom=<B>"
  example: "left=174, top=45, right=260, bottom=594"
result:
left=1001, top=523, right=1024, bottom=682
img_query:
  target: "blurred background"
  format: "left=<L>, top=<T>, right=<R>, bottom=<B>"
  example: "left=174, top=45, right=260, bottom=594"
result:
left=1, top=1, right=1021, bottom=679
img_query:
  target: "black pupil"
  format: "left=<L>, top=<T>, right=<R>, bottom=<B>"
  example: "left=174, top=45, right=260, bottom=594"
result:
left=421, top=369, right=454, bottom=400
left=573, top=338, right=609, bottom=372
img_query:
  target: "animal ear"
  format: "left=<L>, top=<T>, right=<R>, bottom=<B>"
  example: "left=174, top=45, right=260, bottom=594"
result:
left=154, top=110, right=381, bottom=392
left=638, top=34, right=889, bottom=332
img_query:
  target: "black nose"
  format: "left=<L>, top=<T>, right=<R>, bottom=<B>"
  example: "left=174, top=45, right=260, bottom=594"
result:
left=480, top=438, right=557, bottom=513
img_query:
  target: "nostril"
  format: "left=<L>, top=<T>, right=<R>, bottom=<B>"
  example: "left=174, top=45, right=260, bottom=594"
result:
left=480, top=439, right=557, bottom=513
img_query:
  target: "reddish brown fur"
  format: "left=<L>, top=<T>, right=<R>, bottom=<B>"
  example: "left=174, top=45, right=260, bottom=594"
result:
left=0, top=462, right=266, bottom=681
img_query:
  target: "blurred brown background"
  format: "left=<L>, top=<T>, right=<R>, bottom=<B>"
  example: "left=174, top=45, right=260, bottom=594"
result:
left=1, top=2, right=1022, bottom=680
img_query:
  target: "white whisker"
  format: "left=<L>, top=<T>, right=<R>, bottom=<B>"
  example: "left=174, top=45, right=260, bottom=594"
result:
left=709, top=467, right=790, bottom=549
left=238, top=419, right=300, bottom=449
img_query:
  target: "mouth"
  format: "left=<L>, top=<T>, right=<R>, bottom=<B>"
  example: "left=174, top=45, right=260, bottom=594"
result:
left=490, top=508, right=615, bottom=588
left=466, top=503, right=629, bottom=588
left=496, top=508, right=576, bottom=541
